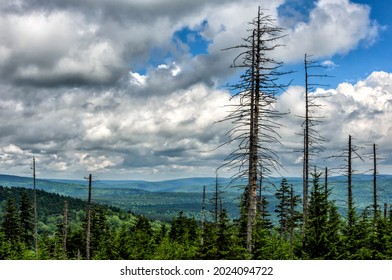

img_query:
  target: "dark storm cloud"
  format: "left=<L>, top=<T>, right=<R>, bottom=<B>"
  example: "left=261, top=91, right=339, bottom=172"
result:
left=16, top=0, right=234, bottom=22
left=0, top=0, right=239, bottom=88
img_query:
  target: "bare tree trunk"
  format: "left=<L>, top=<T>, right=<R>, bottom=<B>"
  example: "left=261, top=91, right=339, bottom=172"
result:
left=220, top=6, right=287, bottom=255
left=247, top=27, right=259, bottom=254
left=303, top=55, right=310, bottom=229
left=373, top=143, right=377, bottom=226
left=33, top=157, right=38, bottom=258
left=62, top=200, right=68, bottom=259
left=86, top=174, right=92, bottom=260
left=258, top=169, right=263, bottom=212
left=324, top=167, right=328, bottom=197
left=301, top=54, right=328, bottom=232
left=201, top=185, right=206, bottom=246
left=348, top=135, right=353, bottom=229
left=290, top=185, right=295, bottom=247
left=215, top=174, right=219, bottom=225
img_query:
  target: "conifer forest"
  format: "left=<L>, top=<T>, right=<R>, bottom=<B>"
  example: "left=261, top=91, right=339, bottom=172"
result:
left=1, top=7, right=392, bottom=260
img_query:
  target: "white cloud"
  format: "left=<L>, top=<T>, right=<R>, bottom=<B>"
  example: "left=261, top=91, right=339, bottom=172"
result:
left=321, top=60, right=338, bottom=68
left=3, top=144, right=24, bottom=155
left=277, top=71, right=392, bottom=176
left=277, top=0, right=379, bottom=62
left=129, top=72, right=147, bottom=87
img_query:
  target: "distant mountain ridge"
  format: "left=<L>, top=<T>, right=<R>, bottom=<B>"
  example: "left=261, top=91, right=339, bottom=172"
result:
left=1, top=173, right=392, bottom=221
left=1, top=173, right=392, bottom=193
left=0, top=174, right=241, bottom=193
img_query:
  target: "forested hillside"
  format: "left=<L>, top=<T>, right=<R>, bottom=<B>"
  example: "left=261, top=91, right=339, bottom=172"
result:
left=2, top=169, right=392, bottom=260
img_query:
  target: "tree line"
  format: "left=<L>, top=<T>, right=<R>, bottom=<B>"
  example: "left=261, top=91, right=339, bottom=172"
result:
left=2, top=169, right=392, bottom=260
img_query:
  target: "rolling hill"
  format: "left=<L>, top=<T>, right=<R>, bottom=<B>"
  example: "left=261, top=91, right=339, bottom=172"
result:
left=0, top=173, right=391, bottom=221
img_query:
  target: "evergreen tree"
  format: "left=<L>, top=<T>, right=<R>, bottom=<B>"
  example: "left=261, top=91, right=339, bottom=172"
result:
left=169, top=211, right=198, bottom=244
left=253, top=219, right=272, bottom=259
left=2, top=197, right=21, bottom=243
left=0, top=230, right=12, bottom=259
left=67, top=223, right=86, bottom=259
left=130, top=216, right=155, bottom=259
left=199, top=222, right=218, bottom=259
left=303, top=170, right=329, bottom=259
left=324, top=201, right=343, bottom=259
left=216, top=209, right=247, bottom=259
left=19, top=191, right=34, bottom=247
left=90, top=207, right=108, bottom=258
left=275, top=178, right=291, bottom=237
left=288, top=185, right=302, bottom=242
left=344, top=208, right=373, bottom=259
left=258, top=195, right=273, bottom=229
left=368, top=211, right=391, bottom=259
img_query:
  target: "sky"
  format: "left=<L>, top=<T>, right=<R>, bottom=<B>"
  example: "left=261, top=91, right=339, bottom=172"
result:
left=0, top=0, right=391, bottom=181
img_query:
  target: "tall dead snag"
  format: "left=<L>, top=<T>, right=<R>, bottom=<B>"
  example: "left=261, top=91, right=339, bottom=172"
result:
left=347, top=135, right=354, bottom=229
left=324, top=167, right=328, bottom=197
left=219, top=7, right=288, bottom=253
left=86, top=174, right=92, bottom=260
left=215, top=173, right=219, bottom=225
left=62, top=200, right=68, bottom=259
left=301, top=54, right=328, bottom=229
left=32, top=157, right=38, bottom=257
left=371, top=143, right=379, bottom=227
left=211, top=173, right=224, bottom=226
left=201, top=185, right=206, bottom=246
left=330, top=135, right=364, bottom=229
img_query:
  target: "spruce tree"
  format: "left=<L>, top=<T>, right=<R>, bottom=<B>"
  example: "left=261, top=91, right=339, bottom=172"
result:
left=19, top=191, right=34, bottom=247
left=324, top=201, right=343, bottom=259
left=90, top=207, right=108, bottom=258
left=275, top=178, right=291, bottom=237
left=303, top=170, right=329, bottom=259
left=2, top=197, right=21, bottom=243
left=216, top=208, right=247, bottom=259
left=288, top=185, right=302, bottom=245
left=258, top=195, right=273, bottom=230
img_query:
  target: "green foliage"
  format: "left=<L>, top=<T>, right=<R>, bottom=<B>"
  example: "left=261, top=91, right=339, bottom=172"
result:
left=2, top=197, right=21, bottom=243
left=2, top=179, right=392, bottom=260
left=275, top=178, right=302, bottom=238
left=258, top=195, right=273, bottom=229
left=199, top=210, right=248, bottom=260
left=19, top=191, right=34, bottom=247
left=169, top=211, right=198, bottom=244
left=303, top=170, right=329, bottom=259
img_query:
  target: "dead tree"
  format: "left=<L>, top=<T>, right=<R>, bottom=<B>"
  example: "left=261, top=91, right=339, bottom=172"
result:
left=211, top=173, right=224, bottom=226
left=32, top=157, right=38, bottom=257
left=301, top=54, right=328, bottom=229
left=215, top=174, right=219, bottom=225
left=372, top=143, right=378, bottom=226
left=366, top=143, right=383, bottom=227
left=324, top=167, right=328, bottom=197
left=329, top=135, right=364, bottom=229
left=219, top=7, right=288, bottom=253
left=62, top=200, right=68, bottom=259
left=201, top=185, right=206, bottom=246
left=86, top=174, right=92, bottom=260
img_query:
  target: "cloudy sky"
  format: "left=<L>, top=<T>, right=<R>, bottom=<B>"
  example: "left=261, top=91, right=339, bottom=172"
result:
left=0, top=0, right=391, bottom=180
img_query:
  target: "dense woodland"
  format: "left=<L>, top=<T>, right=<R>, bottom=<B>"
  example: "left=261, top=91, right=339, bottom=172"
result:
left=1, top=169, right=392, bottom=260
